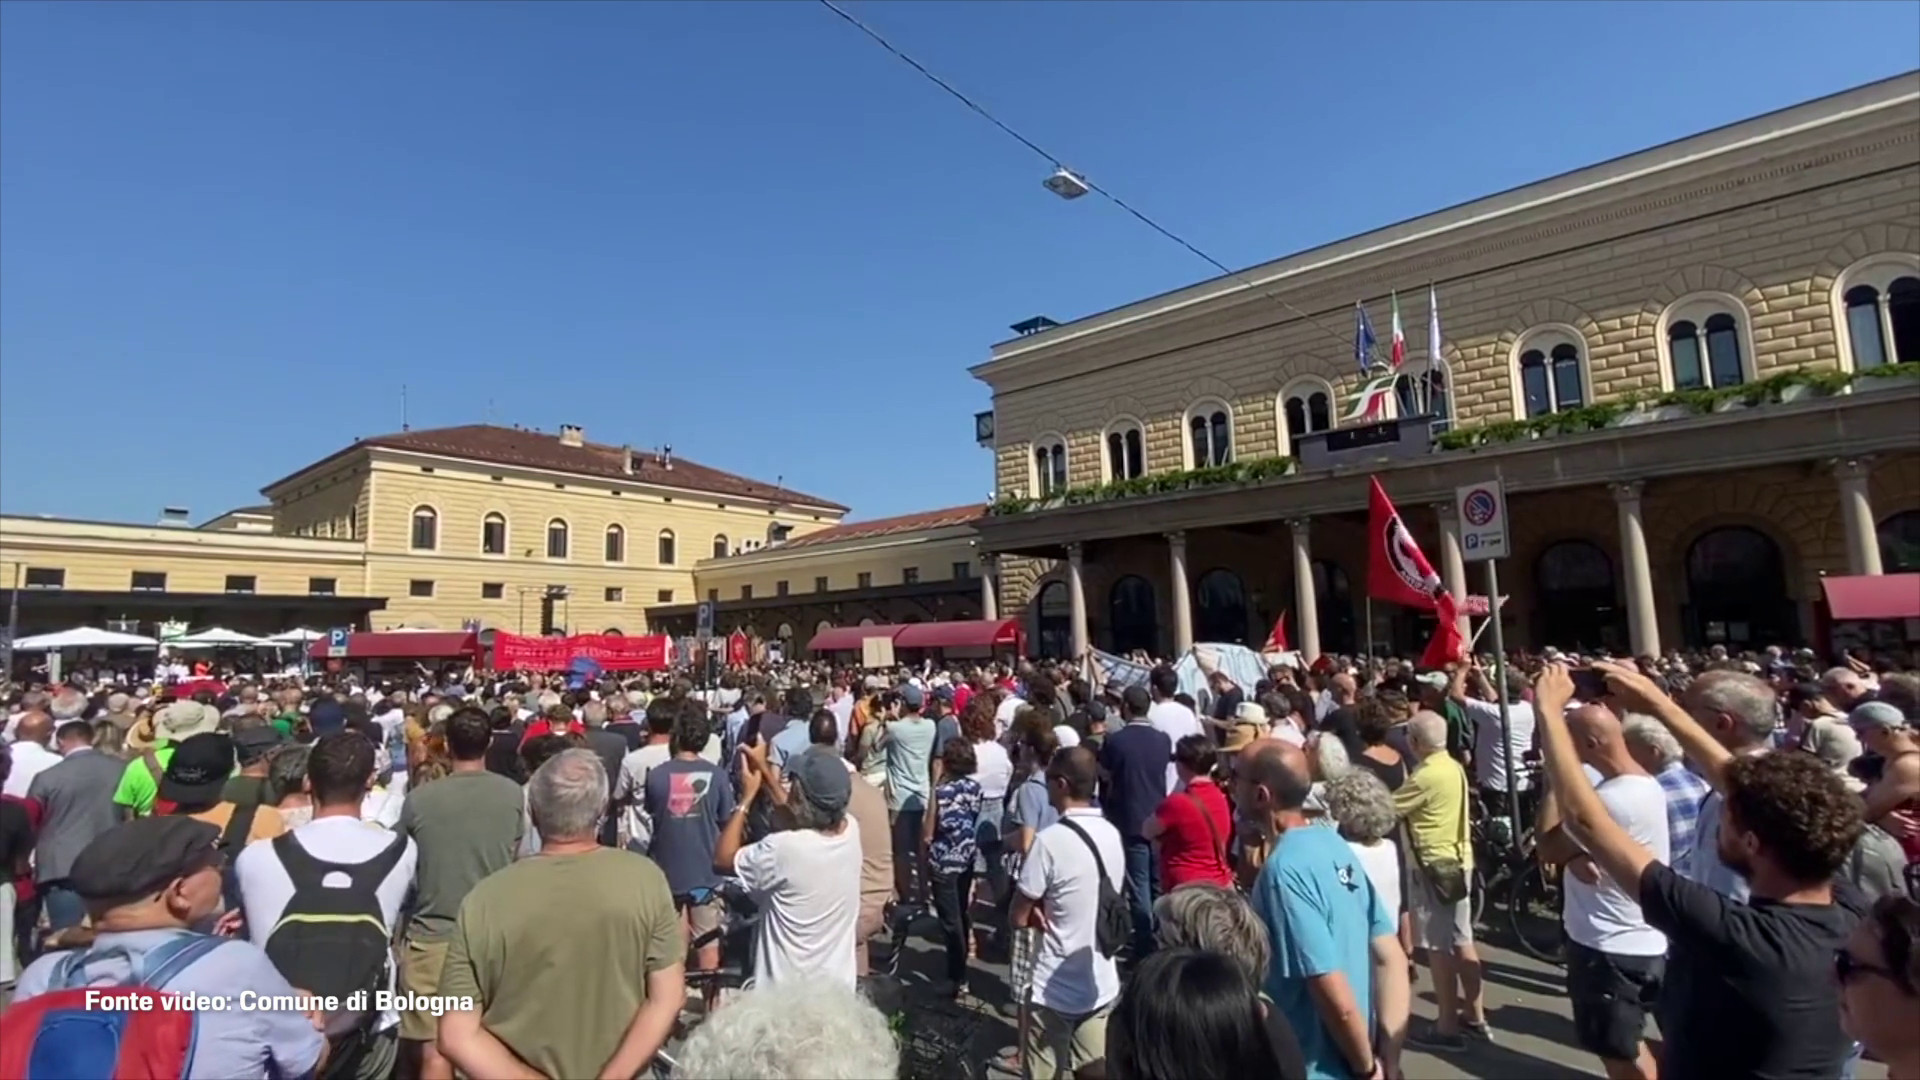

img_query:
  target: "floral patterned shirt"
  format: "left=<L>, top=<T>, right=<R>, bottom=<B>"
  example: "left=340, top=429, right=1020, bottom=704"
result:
left=929, top=777, right=983, bottom=874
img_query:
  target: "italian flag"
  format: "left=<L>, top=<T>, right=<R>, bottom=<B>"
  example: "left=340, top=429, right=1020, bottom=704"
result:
left=1389, top=291, right=1406, bottom=369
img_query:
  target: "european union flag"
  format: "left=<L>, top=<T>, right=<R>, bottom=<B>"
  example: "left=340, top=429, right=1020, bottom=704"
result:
left=1355, top=302, right=1378, bottom=373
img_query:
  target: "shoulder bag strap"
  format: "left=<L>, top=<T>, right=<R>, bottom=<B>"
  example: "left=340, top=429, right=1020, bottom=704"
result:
left=1057, top=817, right=1114, bottom=893
left=219, top=803, right=259, bottom=852
left=1184, top=791, right=1227, bottom=871
left=142, top=751, right=164, bottom=785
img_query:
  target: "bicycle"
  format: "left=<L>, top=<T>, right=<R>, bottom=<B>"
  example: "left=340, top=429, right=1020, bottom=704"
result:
left=1467, top=758, right=1566, bottom=964
left=650, top=879, right=762, bottom=1080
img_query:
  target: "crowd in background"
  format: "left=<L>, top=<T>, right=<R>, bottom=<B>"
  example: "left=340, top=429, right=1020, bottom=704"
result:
left=0, top=635, right=1914, bottom=1079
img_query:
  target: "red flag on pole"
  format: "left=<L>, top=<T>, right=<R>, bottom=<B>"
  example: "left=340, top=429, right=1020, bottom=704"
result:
left=1364, top=476, right=1465, bottom=667
left=1262, top=611, right=1290, bottom=653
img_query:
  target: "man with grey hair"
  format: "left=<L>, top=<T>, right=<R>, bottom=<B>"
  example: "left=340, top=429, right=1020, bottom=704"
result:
left=717, top=742, right=862, bottom=990
left=1674, top=670, right=1777, bottom=901
left=670, top=983, right=899, bottom=1080
left=579, top=700, right=628, bottom=847
left=437, top=750, right=685, bottom=1080
left=1393, top=710, right=1486, bottom=1052
left=1819, top=666, right=1874, bottom=712
left=1622, top=714, right=1710, bottom=867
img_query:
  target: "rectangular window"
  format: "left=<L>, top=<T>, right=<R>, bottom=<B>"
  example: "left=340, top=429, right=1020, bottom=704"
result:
left=741, top=584, right=754, bottom=600
left=224, top=575, right=257, bottom=594
left=605, top=587, right=624, bottom=603
left=902, top=567, right=920, bottom=585
left=857, top=572, right=872, bottom=589
left=814, top=576, right=830, bottom=593
left=707, top=588, right=719, bottom=603
left=776, top=580, right=790, bottom=597
left=656, top=589, right=674, bottom=603
left=952, top=561, right=972, bottom=581
left=131, top=571, right=168, bottom=592
left=481, top=582, right=505, bottom=599
left=307, top=577, right=337, bottom=596
left=409, top=580, right=435, bottom=598
left=23, top=567, right=64, bottom=589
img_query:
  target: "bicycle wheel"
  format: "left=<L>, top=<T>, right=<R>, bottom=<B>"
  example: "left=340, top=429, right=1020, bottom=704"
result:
left=1506, top=860, right=1565, bottom=964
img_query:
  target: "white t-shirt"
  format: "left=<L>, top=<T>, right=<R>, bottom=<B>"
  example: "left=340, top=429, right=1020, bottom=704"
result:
left=1053, top=725, right=1082, bottom=750
left=1465, top=697, right=1537, bottom=793
left=360, top=786, right=404, bottom=830
left=2, top=740, right=60, bottom=798
left=1348, top=838, right=1401, bottom=918
left=613, top=742, right=674, bottom=848
left=994, top=695, right=1027, bottom=736
left=972, top=739, right=1014, bottom=801
left=233, top=816, right=418, bottom=1033
left=1564, top=769, right=1670, bottom=956
left=1016, top=808, right=1124, bottom=1015
left=1146, top=700, right=1203, bottom=792
left=733, top=820, right=863, bottom=991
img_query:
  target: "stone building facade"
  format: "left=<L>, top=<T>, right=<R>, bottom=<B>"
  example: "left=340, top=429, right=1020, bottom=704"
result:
left=972, top=73, right=1920, bottom=661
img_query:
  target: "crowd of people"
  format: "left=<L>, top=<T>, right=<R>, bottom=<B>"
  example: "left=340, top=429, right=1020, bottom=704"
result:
left=0, top=637, right=1913, bottom=1079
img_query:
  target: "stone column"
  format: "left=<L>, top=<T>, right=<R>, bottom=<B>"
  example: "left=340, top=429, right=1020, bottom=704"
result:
left=1066, top=542, right=1090, bottom=660
left=1289, top=519, right=1321, bottom=663
left=1835, top=458, right=1883, bottom=576
left=1611, top=481, right=1660, bottom=657
left=1434, top=501, right=1470, bottom=638
left=979, top=553, right=1000, bottom=621
left=1167, top=531, right=1194, bottom=655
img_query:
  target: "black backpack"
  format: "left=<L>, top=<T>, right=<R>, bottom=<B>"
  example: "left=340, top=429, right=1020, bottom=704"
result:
left=1057, top=817, right=1129, bottom=959
left=262, top=831, right=408, bottom=1046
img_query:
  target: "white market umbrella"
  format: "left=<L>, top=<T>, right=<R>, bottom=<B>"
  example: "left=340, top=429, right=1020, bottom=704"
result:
left=13, top=626, right=159, bottom=650
left=169, top=626, right=271, bottom=649
left=267, top=628, right=325, bottom=646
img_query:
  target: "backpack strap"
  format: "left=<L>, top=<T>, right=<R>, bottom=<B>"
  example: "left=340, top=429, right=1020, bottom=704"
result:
left=1184, top=790, right=1227, bottom=872
left=271, top=828, right=410, bottom=897
left=1057, top=816, right=1115, bottom=894
left=137, top=934, right=231, bottom=990
left=219, top=804, right=260, bottom=853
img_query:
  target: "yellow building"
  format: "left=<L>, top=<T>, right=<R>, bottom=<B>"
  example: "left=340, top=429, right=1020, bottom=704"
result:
left=2, top=422, right=851, bottom=642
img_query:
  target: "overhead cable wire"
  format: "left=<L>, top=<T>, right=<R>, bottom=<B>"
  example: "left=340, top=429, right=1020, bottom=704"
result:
left=815, top=0, right=1378, bottom=364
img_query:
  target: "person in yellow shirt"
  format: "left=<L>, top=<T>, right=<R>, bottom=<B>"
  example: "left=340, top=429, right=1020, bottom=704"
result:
left=1392, top=710, right=1488, bottom=1052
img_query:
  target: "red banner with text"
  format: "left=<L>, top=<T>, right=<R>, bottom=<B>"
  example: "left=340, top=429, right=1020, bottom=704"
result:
left=492, top=632, right=673, bottom=672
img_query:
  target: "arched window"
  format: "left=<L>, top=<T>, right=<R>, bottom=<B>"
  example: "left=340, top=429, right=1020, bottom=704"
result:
left=1879, top=510, right=1920, bottom=573
left=1104, top=419, right=1145, bottom=482
left=1393, top=360, right=1454, bottom=434
left=1685, top=526, right=1795, bottom=646
left=1660, top=296, right=1751, bottom=390
left=658, top=529, right=677, bottom=565
left=481, top=512, right=507, bottom=555
left=1279, top=380, right=1334, bottom=459
left=1195, top=569, right=1250, bottom=645
left=1186, top=401, right=1233, bottom=468
left=410, top=506, right=438, bottom=551
left=1034, top=581, right=1071, bottom=660
left=1514, top=329, right=1588, bottom=418
left=712, top=534, right=730, bottom=559
left=1836, top=259, right=1920, bottom=371
left=604, top=524, right=624, bottom=563
left=1108, top=575, right=1158, bottom=655
left=545, top=519, right=569, bottom=559
left=1031, top=437, right=1068, bottom=497
left=1533, top=540, right=1621, bottom=651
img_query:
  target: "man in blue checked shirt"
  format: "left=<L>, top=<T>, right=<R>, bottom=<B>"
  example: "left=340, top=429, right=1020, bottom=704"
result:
left=1621, top=714, right=1710, bottom=868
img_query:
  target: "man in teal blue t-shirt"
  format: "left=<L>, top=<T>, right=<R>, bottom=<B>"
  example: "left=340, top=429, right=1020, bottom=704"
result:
left=1239, top=742, right=1404, bottom=1080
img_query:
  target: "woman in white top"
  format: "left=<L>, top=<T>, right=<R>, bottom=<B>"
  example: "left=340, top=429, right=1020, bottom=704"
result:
left=1321, top=768, right=1408, bottom=1080
left=961, top=700, right=1015, bottom=913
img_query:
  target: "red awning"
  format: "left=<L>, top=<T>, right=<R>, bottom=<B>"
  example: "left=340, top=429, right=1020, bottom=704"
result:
left=309, top=631, right=480, bottom=660
left=892, top=619, right=1025, bottom=651
left=1821, top=574, right=1920, bottom=621
left=806, top=625, right=905, bottom=652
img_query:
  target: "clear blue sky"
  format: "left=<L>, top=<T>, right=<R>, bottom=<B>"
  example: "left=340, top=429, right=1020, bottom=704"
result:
left=3, top=1, right=1916, bottom=524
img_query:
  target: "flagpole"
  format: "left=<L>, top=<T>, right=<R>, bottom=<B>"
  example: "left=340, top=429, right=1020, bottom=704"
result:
left=1364, top=596, right=1374, bottom=660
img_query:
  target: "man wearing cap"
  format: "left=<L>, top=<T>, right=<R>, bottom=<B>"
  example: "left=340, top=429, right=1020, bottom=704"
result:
left=715, top=742, right=862, bottom=990
left=114, top=700, right=221, bottom=818
left=157, top=733, right=285, bottom=847
left=1854, top=701, right=1920, bottom=865
left=878, top=682, right=938, bottom=909
left=8, top=817, right=330, bottom=1079
left=225, top=720, right=290, bottom=810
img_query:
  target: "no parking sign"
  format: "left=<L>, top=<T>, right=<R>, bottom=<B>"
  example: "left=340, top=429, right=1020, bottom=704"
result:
left=1454, top=481, right=1509, bottom=562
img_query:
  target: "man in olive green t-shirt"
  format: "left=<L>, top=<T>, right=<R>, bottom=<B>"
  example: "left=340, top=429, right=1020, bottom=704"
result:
left=438, top=750, right=685, bottom=1080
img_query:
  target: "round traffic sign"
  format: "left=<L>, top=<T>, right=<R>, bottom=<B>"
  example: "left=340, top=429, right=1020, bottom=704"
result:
left=1462, top=488, right=1499, bottom=527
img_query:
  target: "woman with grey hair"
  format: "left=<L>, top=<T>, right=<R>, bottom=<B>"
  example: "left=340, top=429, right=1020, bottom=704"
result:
left=670, top=983, right=898, bottom=1079
left=1147, top=886, right=1310, bottom=1079
left=1322, top=768, right=1410, bottom=1078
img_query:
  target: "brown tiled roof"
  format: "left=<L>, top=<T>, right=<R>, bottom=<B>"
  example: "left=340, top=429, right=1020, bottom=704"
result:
left=264, top=424, right=848, bottom=511
left=776, top=504, right=984, bottom=549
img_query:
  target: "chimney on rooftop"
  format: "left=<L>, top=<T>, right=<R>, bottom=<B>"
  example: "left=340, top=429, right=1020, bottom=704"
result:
left=663, top=444, right=673, bottom=471
left=621, top=444, right=634, bottom=475
left=558, top=424, right=585, bottom=447
left=158, top=506, right=191, bottom=527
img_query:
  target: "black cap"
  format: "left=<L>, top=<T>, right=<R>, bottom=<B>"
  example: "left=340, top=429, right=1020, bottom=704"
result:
left=69, top=817, right=223, bottom=900
left=1121, top=685, right=1151, bottom=715
left=1079, top=699, right=1109, bottom=726
left=160, top=733, right=235, bottom=806
left=233, top=725, right=289, bottom=765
